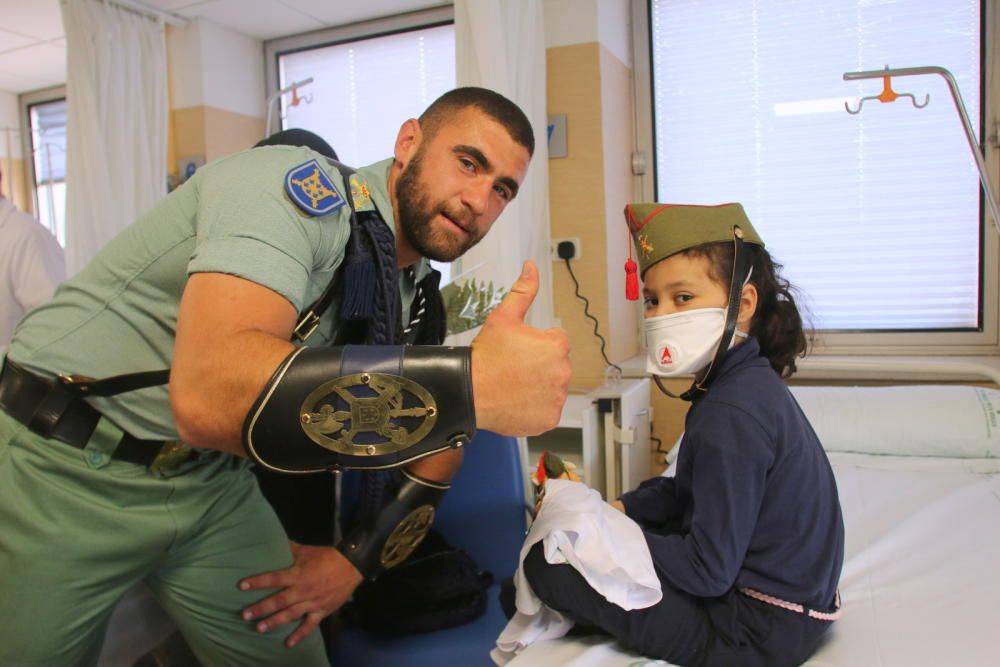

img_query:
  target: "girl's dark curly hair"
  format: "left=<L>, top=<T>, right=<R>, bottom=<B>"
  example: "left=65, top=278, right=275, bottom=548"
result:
left=683, top=242, right=811, bottom=378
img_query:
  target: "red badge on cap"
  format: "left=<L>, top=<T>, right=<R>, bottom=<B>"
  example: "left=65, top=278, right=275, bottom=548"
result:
left=659, top=347, right=673, bottom=365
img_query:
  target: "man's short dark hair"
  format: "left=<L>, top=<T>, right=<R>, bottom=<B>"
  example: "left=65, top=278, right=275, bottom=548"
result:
left=419, top=87, right=535, bottom=157
left=254, top=128, right=338, bottom=161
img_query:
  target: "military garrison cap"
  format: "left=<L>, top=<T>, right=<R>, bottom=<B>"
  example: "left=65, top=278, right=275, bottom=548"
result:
left=624, top=203, right=765, bottom=278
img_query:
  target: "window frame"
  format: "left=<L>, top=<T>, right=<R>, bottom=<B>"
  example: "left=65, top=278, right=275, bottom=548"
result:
left=630, top=0, right=1000, bottom=356
left=17, top=85, right=66, bottom=226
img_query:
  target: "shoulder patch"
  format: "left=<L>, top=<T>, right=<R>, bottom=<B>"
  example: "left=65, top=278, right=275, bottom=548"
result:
left=285, top=160, right=347, bottom=217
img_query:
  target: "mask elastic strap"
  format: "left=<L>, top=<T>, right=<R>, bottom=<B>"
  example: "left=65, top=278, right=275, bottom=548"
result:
left=653, top=375, right=686, bottom=399
left=666, top=226, right=751, bottom=402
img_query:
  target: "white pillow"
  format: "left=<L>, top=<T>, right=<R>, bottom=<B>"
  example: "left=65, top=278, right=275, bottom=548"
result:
left=789, top=385, right=1000, bottom=458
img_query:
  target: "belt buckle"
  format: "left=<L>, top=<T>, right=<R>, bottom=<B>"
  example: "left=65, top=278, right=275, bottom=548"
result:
left=293, top=312, right=321, bottom=343
left=150, top=440, right=192, bottom=474
left=57, top=372, right=96, bottom=395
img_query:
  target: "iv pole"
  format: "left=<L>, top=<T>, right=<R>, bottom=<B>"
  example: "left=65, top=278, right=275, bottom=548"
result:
left=843, top=66, right=1000, bottom=235
left=265, top=77, right=314, bottom=138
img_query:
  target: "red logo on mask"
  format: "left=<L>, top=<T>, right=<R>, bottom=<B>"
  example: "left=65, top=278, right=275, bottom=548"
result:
left=659, top=347, right=673, bottom=365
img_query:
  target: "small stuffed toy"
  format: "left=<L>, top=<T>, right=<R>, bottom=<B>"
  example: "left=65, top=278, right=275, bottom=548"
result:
left=530, top=451, right=580, bottom=517
left=531, top=450, right=581, bottom=486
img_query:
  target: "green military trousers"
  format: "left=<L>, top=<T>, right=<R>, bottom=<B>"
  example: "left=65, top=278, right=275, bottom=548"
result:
left=0, top=410, right=329, bottom=666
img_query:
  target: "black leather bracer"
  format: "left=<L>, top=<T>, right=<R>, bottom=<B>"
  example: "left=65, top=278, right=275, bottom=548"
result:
left=338, top=469, right=449, bottom=579
left=242, top=345, right=476, bottom=473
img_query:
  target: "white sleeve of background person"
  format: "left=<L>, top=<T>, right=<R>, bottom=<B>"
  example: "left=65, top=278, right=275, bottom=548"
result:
left=0, top=208, right=66, bottom=348
left=12, top=217, right=66, bottom=313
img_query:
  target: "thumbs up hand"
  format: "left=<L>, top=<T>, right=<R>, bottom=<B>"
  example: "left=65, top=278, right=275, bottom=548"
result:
left=470, top=261, right=572, bottom=436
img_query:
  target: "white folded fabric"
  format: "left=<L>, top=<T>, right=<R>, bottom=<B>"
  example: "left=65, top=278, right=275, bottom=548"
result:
left=491, top=479, right=662, bottom=665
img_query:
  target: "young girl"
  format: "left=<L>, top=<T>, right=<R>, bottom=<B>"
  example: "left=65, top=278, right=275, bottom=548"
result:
left=523, top=202, right=844, bottom=667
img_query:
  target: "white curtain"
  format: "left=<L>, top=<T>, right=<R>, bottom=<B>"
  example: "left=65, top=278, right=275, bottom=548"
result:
left=61, top=0, right=167, bottom=275
left=451, top=0, right=554, bottom=339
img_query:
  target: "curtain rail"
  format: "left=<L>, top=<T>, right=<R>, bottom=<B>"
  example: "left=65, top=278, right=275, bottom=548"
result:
left=99, top=0, right=188, bottom=26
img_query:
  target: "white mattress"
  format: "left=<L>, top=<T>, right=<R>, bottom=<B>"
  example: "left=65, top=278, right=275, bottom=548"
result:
left=507, top=452, right=1000, bottom=667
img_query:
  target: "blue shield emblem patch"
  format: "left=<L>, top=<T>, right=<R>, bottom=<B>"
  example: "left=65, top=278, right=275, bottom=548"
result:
left=285, top=160, right=346, bottom=216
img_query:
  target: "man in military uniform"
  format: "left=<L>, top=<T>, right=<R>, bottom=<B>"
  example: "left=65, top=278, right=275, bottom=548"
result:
left=0, top=87, right=571, bottom=665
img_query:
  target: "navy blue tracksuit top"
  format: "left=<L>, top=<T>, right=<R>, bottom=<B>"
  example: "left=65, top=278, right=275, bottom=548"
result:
left=620, top=337, right=844, bottom=611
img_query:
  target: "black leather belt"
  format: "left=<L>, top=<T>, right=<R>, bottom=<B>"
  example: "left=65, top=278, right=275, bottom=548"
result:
left=0, top=359, right=194, bottom=469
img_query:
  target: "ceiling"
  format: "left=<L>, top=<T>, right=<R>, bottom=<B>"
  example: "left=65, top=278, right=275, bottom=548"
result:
left=0, top=0, right=447, bottom=94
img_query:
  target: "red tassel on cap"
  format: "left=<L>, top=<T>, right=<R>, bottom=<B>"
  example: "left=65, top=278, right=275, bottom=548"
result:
left=625, top=258, right=639, bottom=301
left=624, top=204, right=641, bottom=301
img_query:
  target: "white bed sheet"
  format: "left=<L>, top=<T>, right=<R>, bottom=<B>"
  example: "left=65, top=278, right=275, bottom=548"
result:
left=507, top=452, right=1000, bottom=667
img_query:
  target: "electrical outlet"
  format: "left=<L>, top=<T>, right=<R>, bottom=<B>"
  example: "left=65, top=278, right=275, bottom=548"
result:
left=551, top=237, right=582, bottom=261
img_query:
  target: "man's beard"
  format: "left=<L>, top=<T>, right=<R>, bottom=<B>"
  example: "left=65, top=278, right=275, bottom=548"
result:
left=396, top=151, right=485, bottom=262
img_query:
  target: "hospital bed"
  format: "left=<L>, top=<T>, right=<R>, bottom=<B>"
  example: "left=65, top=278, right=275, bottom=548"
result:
left=507, top=360, right=1000, bottom=667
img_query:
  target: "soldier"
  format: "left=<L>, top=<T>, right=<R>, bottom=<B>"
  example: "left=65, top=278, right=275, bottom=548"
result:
left=0, top=87, right=570, bottom=665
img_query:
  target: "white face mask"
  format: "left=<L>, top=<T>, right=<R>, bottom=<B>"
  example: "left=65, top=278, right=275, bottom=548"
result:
left=644, top=307, right=747, bottom=377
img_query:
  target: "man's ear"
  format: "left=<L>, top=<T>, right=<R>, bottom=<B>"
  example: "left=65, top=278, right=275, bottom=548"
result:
left=737, top=283, right=758, bottom=331
left=393, top=118, right=422, bottom=165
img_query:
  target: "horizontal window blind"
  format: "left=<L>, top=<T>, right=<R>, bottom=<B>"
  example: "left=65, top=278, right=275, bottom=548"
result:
left=649, top=0, right=982, bottom=331
left=29, top=99, right=66, bottom=185
left=278, top=23, right=456, bottom=169
left=29, top=98, right=67, bottom=245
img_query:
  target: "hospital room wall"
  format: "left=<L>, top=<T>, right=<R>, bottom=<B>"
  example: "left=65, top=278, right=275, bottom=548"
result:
left=544, top=0, right=687, bottom=470
left=0, top=90, right=31, bottom=212
left=165, top=19, right=266, bottom=184
left=546, top=0, right=637, bottom=391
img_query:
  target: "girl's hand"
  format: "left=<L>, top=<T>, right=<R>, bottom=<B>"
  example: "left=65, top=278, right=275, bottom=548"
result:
left=240, top=542, right=364, bottom=648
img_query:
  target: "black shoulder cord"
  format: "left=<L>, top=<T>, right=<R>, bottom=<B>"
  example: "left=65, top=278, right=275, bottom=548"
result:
left=654, top=226, right=752, bottom=402
left=292, top=159, right=360, bottom=343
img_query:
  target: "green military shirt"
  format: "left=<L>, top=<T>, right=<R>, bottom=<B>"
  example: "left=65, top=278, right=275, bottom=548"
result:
left=7, top=146, right=429, bottom=441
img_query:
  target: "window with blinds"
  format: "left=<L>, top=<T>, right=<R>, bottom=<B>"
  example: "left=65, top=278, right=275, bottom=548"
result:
left=28, top=98, right=67, bottom=246
left=647, top=0, right=984, bottom=334
left=277, top=23, right=455, bottom=168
